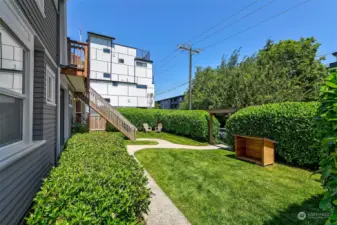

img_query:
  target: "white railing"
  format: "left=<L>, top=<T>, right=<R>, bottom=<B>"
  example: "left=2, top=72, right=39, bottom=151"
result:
left=84, top=87, right=137, bottom=140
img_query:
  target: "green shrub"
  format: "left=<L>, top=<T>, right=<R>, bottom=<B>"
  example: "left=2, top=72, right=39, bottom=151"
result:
left=115, top=108, right=219, bottom=141
left=226, top=102, right=320, bottom=167
left=71, top=122, right=89, bottom=134
left=106, top=121, right=118, bottom=132
left=317, top=71, right=337, bottom=223
left=27, top=133, right=150, bottom=224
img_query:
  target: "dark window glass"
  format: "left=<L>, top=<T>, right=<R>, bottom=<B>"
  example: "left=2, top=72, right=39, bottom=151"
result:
left=136, top=61, right=147, bottom=67
left=104, top=98, right=110, bottom=103
left=113, top=82, right=118, bottom=86
left=118, top=58, right=124, bottom=63
left=103, top=48, right=110, bottom=53
left=136, top=84, right=147, bottom=89
left=0, top=94, right=22, bottom=147
left=103, top=73, right=111, bottom=78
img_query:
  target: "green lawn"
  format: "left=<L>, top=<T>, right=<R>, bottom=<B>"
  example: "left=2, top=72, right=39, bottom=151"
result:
left=124, top=140, right=158, bottom=145
left=135, top=149, right=325, bottom=225
left=136, top=132, right=209, bottom=146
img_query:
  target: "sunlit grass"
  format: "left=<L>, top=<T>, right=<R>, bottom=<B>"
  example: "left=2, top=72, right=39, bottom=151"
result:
left=136, top=149, right=324, bottom=225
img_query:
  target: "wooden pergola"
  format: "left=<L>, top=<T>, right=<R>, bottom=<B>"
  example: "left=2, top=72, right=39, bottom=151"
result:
left=207, top=108, right=237, bottom=144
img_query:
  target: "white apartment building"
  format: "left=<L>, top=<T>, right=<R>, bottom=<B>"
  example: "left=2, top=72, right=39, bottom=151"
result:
left=88, top=32, right=154, bottom=108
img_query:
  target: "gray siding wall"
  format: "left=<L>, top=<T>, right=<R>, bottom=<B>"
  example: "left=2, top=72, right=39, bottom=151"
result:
left=15, top=0, right=58, bottom=61
left=0, top=144, right=53, bottom=225
left=0, top=50, right=57, bottom=225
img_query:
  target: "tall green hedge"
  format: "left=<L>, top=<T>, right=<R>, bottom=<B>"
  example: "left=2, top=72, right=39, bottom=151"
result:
left=226, top=102, right=320, bottom=167
left=114, top=108, right=220, bottom=141
left=27, top=133, right=150, bottom=224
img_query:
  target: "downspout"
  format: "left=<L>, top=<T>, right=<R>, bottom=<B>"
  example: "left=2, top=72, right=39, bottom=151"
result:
left=55, top=0, right=61, bottom=166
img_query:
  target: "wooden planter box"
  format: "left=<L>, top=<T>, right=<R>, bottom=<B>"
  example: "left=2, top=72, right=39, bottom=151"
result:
left=234, top=135, right=276, bottom=166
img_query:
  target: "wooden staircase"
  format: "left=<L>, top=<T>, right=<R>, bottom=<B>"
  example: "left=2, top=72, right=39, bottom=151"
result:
left=75, top=87, right=137, bottom=140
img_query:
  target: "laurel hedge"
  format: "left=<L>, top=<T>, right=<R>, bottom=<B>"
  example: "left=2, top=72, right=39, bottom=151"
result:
left=226, top=102, right=320, bottom=167
left=27, top=132, right=150, bottom=224
left=114, top=108, right=220, bottom=141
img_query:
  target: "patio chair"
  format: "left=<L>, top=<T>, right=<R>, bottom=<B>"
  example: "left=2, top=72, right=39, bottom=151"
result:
left=155, top=123, right=163, bottom=133
left=143, top=123, right=152, bottom=133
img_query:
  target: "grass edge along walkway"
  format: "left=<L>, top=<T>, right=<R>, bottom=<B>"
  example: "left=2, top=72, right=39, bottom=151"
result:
left=135, top=148, right=324, bottom=225
left=136, top=132, right=209, bottom=146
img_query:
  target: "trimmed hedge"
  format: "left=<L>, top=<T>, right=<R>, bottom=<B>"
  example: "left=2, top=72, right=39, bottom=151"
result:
left=115, top=108, right=220, bottom=141
left=27, top=133, right=150, bottom=224
left=226, top=102, right=320, bottom=167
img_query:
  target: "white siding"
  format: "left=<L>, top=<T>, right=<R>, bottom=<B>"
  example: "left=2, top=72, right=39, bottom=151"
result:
left=96, top=49, right=111, bottom=62
left=135, top=66, right=147, bottom=78
left=91, top=60, right=108, bottom=73
left=108, top=83, right=128, bottom=96
left=89, top=36, right=154, bottom=107
left=119, top=96, right=137, bottom=107
left=136, top=77, right=152, bottom=86
left=129, top=84, right=146, bottom=97
left=91, top=81, right=108, bottom=95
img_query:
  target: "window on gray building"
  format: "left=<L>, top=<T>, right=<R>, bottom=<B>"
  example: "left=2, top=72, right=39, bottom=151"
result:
left=0, top=23, right=24, bottom=147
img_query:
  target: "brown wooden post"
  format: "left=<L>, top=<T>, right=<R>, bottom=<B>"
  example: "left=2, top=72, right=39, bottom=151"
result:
left=209, top=113, right=213, bottom=144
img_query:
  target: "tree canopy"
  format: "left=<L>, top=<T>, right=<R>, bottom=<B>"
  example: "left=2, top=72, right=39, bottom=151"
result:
left=180, top=37, right=327, bottom=110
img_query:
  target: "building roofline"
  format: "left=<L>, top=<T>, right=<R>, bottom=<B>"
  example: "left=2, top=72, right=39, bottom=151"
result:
left=87, top=32, right=116, bottom=40
left=156, top=94, right=184, bottom=102
left=114, top=43, right=137, bottom=50
left=135, top=58, right=153, bottom=63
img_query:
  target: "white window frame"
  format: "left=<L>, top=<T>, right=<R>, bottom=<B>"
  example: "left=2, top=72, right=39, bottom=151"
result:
left=35, top=0, right=46, bottom=18
left=46, top=65, right=56, bottom=106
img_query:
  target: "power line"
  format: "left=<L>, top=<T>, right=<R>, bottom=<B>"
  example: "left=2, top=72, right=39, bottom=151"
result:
left=155, top=81, right=189, bottom=96
left=192, top=0, right=277, bottom=46
left=155, top=51, right=332, bottom=97
left=154, top=49, right=179, bottom=69
left=201, top=0, right=313, bottom=51
left=154, top=0, right=260, bottom=71
left=154, top=54, right=180, bottom=71
left=183, top=0, right=260, bottom=45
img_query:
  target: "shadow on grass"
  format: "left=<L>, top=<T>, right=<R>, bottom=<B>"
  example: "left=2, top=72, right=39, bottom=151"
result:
left=264, top=195, right=326, bottom=225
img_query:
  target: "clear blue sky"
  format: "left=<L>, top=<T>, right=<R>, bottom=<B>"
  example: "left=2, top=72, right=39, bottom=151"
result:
left=67, top=0, right=337, bottom=101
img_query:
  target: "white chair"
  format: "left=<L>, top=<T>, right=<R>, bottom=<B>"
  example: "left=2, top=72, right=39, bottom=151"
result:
left=155, top=123, right=163, bottom=133
left=143, top=123, right=152, bottom=133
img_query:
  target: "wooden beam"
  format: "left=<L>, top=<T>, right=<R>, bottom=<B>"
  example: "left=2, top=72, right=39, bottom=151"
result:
left=207, top=108, right=237, bottom=114
left=209, top=113, right=214, bottom=144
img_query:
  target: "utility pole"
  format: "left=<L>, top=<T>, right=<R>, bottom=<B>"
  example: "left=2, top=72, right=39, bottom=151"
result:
left=178, top=44, right=200, bottom=110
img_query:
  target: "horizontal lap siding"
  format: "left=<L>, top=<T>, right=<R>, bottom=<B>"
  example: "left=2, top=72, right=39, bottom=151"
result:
left=0, top=52, right=57, bottom=223
left=3, top=2, right=59, bottom=224
left=0, top=144, right=53, bottom=225
left=33, top=50, right=45, bottom=140
left=15, top=0, right=58, bottom=61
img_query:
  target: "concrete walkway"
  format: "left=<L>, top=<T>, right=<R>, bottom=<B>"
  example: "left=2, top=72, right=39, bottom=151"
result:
left=127, top=138, right=229, bottom=225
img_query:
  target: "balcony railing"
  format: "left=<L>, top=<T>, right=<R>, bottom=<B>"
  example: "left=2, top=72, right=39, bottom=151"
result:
left=63, top=38, right=88, bottom=77
left=136, top=48, right=151, bottom=61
